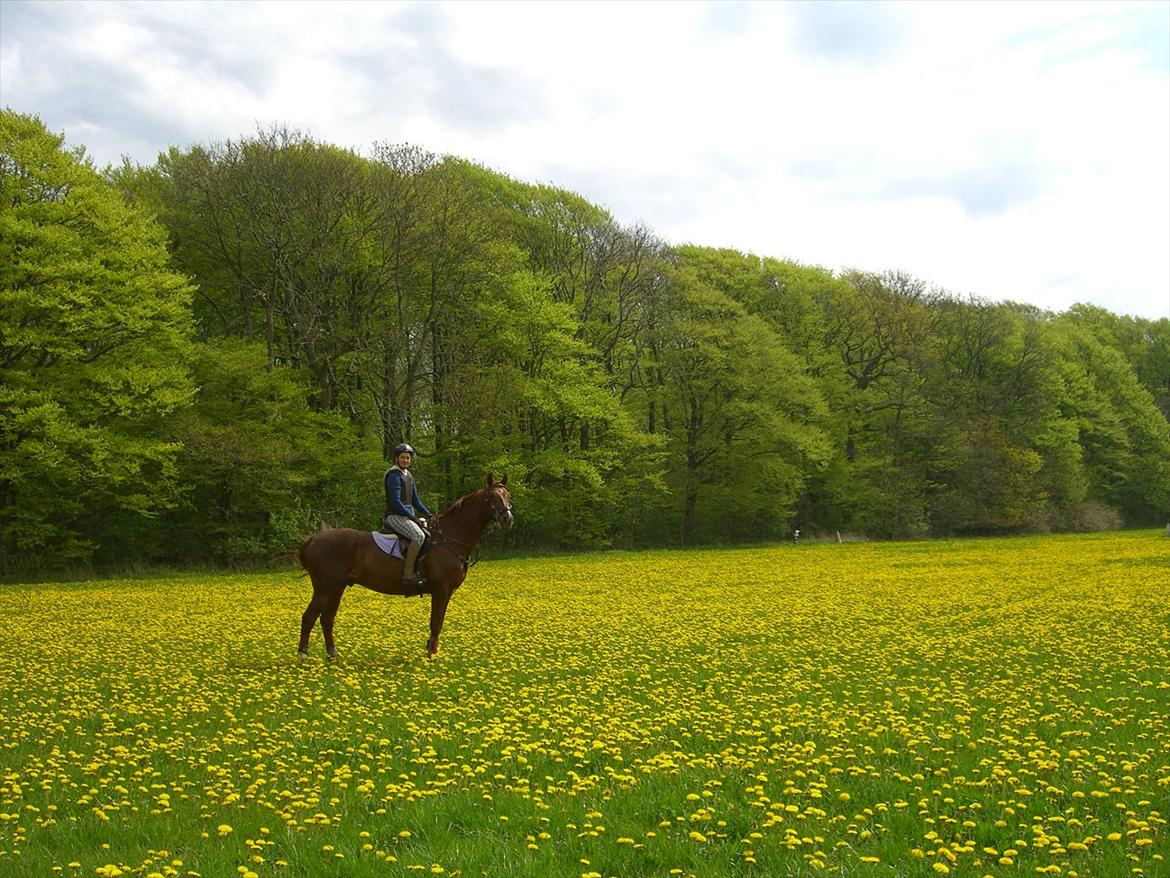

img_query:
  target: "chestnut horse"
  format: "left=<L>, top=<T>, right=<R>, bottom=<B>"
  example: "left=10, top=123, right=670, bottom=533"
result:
left=296, top=474, right=513, bottom=659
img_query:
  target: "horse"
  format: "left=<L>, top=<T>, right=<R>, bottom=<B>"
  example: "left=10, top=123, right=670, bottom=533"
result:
left=296, top=474, right=513, bottom=659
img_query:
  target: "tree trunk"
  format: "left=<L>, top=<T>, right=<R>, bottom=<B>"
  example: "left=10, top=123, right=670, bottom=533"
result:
left=682, top=474, right=698, bottom=547
left=264, top=294, right=276, bottom=372
left=382, top=355, right=398, bottom=460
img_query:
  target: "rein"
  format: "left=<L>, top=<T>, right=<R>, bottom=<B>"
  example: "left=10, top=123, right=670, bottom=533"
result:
left=430, top=522, right=477, bottom=569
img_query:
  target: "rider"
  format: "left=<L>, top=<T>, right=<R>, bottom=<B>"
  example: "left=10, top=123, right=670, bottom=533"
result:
left=383, top=443, right=434, bottom=589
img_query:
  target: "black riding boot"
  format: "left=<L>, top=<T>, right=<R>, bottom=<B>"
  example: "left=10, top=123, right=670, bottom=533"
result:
left=402, top=538, right=423, bottom=589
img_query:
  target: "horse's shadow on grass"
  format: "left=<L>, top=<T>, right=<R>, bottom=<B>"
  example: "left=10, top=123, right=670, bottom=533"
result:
left=306, top=649, right=432, bottom=671
left=226, top=646, right=436, bottom=672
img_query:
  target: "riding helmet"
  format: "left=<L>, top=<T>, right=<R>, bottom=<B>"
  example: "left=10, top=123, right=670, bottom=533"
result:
left=394, top=443, right=415, bottom=457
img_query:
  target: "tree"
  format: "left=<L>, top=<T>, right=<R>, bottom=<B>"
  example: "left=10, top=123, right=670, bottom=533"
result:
left=148, top=130, right=376, bottom=407
left=807, top=270, right=936, bottom=537
left=1051, top=319, right=1170, bottom=525
left=1064, top=305, right=1170, bottom=421
left=646, top=248, right=830, bottom=545
left=160, top=339, right=384, bottom=563
left=448, top=259, right=664, bottom=547
left=925, top=298, right=1054, bottom=533
left=0, top=111, right=194, bottom=567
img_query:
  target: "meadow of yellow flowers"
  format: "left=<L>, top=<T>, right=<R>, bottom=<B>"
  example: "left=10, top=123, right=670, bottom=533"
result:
left=0, top=531, right=1166, bottom=877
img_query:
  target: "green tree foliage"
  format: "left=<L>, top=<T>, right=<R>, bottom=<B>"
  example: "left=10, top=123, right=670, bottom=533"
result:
left=1050, top=319, right=1170, bottom=525
left=638, top=248, right=831, bottom=544
left=453, top=260, right=664, bottom=547
left=0, top=111, right=194, bottom=567
left=926, top=298, right=1053, bottom=533
left=1063, top=304, right=1170, bottom=421
left=5, top=118, right=1168, bottom=572
left=476, top=179, right=672, bottom=545
left=140, top=135, right=665, bottom=549
left=153, top=130, right=374, bottom=405
left=797, top=275, right=1170, bottom=536
left=802, top=270, right=937, bottom=537
left=161, top=339, right=384, bottom=563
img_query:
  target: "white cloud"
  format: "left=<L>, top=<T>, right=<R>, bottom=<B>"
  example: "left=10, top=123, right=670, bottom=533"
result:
left=1, top=0, right=1166, bottom=318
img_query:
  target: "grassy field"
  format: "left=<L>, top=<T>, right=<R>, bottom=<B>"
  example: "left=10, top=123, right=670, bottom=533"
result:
left=0, top=531, right=1167, bottom=877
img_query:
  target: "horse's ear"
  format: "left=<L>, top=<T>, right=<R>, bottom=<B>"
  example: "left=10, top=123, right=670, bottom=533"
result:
left=501, top=474, right=508, bottom=487
left=486, top=473, right=495, bottom=488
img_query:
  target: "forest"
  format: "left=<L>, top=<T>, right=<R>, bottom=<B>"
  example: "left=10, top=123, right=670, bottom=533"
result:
left=2, top=109, right=1168, bottom=573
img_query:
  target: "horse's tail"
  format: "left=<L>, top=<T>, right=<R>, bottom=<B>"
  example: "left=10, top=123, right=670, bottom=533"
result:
left=271, top=548, right=301, bottom=565
left=270, top=539, right=311, bottom=570
left=291, top=522, right=331, bottom=571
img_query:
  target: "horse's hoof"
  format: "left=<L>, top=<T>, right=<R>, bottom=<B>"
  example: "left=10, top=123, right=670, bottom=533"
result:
left=297, top=651, right=309, bottom=663
left=326, top=650, right=339, bottom=661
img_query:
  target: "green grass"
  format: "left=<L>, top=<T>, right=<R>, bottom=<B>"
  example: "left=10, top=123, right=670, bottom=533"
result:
left=0, top=531, right=1167, bottom=876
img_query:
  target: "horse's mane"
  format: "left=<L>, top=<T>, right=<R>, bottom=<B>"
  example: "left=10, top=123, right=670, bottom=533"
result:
left=439, top=487, right=486, bottom=519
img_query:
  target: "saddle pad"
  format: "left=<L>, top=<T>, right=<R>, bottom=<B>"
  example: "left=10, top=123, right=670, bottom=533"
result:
left=371, top=532, right=405, bottom=558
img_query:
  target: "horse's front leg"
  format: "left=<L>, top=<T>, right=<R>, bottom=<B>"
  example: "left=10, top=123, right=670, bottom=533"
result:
left=427, top=584, right=452, bottom=658
left=320, top=591, right=344, bottom=660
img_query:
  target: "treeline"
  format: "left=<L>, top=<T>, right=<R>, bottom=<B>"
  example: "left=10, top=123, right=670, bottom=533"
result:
left=2, top=111, right=1168, bottom=572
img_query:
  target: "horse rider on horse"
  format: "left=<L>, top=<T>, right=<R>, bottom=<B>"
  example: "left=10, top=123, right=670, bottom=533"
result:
left=383, top=443, right=433, bottom=588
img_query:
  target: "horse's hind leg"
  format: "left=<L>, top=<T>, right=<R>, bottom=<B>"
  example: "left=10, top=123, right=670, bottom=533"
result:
left=320, top=591, right=344, bottom=660
left=298, top=588, right=330, bottom=658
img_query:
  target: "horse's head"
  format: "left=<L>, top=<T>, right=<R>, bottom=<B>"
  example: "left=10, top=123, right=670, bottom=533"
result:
left=485, top=474, right=514, bottom=529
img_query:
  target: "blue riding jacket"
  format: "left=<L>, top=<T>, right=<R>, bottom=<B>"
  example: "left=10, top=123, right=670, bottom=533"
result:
left=385, top=467, right=433, bottom=520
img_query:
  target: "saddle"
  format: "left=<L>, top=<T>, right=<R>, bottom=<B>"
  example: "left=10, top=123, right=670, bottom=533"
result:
left=376, top=520, right=431, bottom=558
left=370, top=532, right=406, bottom=558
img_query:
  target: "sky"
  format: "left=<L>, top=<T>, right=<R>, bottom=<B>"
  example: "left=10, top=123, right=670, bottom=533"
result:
left=2, top=0, right=1168, bottom=320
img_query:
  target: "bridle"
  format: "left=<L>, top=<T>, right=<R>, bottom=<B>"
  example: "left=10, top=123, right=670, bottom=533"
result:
left=491, top=493, right=514, bottom=528
left=429, top=489, right=512, bottom=570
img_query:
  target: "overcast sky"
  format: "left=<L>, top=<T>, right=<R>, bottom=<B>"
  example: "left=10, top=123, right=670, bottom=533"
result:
left=2, top=0, right=1168, bottom=319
